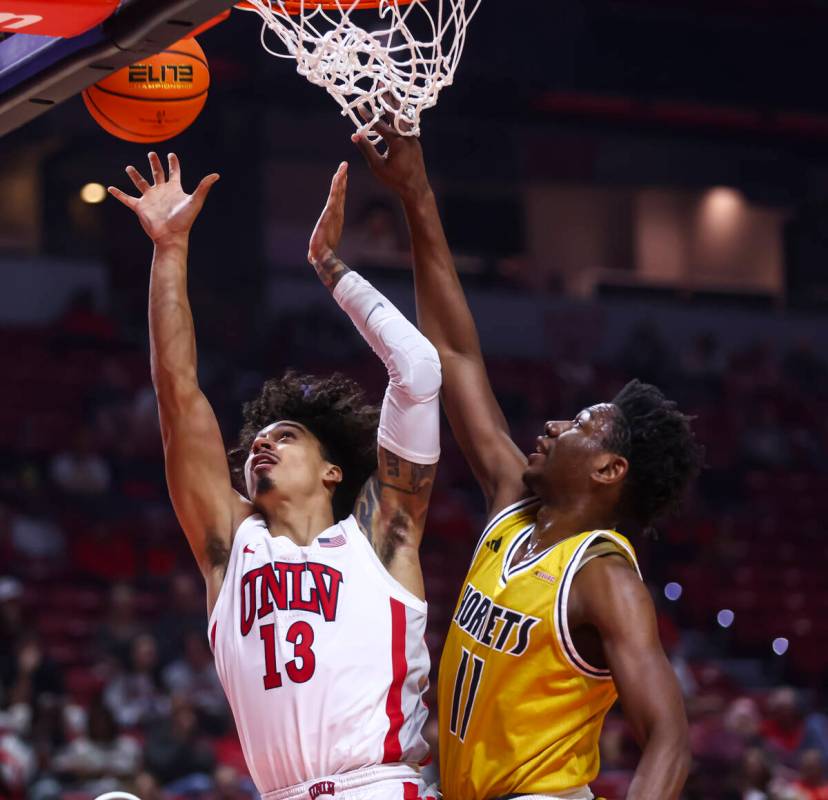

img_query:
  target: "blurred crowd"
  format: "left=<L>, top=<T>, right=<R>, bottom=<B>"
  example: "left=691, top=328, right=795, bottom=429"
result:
left=0, top=288, right=827, bottom=799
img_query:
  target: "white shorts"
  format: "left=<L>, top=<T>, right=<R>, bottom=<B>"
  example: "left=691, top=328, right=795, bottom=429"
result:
left=261, top=765, right=438, bottom=800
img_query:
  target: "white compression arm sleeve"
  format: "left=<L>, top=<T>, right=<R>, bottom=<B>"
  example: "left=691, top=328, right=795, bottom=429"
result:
left=333, top=271, right=441, bottom=465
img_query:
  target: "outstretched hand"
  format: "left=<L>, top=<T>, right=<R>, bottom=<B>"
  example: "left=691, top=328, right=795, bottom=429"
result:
left=108, top=152, right=219, bottom=246
left=352, top=118, right=430, bottom=202
left=308, top=161, right=348, bottom=269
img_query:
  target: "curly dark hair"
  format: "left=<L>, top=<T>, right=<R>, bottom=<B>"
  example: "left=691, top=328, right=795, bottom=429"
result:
left=604, top=379, right=705, bottom=533
left=229, top=370, right=380, bottom=521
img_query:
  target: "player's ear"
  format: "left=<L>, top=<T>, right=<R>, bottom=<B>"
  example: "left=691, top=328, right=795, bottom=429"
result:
left=592, top=452, right=628, bottom=486
left=323, top=463, right=343, bottom=489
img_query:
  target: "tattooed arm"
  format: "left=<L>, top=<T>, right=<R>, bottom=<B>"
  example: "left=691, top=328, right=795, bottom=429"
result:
left=354, top=451, right=437, bottom=599
left=309, top=162, right=442, bottom=599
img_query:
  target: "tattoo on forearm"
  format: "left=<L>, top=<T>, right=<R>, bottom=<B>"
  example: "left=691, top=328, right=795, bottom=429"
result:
left=385, top=452, right=401, bottom=478
left=315, top=253, right=350, bottom=291
left=377, top=451, right=435, bottom=496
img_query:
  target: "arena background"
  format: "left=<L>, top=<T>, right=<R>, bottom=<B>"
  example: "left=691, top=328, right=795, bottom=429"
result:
left=1, top=1, right=828, bottom=797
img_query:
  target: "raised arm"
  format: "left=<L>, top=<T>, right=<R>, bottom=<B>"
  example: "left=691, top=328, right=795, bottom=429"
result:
left=353, top=129, right=527, bottom=517
left=109, top=153, right=248, bottom=606
left=307, top=163, right=440, bottom=600
left=571, top=556, right=691, bottom=800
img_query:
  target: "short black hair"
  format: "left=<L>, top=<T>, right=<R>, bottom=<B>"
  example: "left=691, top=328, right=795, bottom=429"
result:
left=229, top=370, right=379, bottom=521
left=605, top=379, right=704, bottom=532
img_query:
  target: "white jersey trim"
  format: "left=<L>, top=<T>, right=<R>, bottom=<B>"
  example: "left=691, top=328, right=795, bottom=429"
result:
left=552, top=530, right=642, bottom=681
left=471, top=495, right=540, bottom=565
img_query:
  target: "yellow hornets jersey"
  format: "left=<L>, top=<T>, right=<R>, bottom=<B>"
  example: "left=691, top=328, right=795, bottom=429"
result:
left=437, top=497, right=641, bottom=800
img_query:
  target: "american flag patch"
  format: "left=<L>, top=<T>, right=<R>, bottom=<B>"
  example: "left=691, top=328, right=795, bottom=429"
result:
left=318, top=534, right=346, bottom=548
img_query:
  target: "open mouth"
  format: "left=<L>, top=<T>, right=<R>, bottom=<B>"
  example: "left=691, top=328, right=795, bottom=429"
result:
left=251, top=454, right=278, bottom=474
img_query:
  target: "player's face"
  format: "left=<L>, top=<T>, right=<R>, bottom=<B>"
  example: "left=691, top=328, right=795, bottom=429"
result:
left=244, top=421, right=337, bottom=503
left=523, top=404, right=620, bottom=498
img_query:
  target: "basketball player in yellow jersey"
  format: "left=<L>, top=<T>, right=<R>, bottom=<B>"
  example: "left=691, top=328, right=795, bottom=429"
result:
left=353, top=123, right=704, bottom=800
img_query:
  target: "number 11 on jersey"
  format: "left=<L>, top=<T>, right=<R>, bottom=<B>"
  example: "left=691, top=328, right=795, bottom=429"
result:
left=449, top=647, right=485, bottom=742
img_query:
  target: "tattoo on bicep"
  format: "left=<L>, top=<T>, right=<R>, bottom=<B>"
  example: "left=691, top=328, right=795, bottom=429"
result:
left=315, top=253, right=351, bottom=291
left=354, top=475, right=381, bottom=545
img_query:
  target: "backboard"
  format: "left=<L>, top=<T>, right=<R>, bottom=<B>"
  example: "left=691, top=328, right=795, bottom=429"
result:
left=0, top=0, right=236, bottom=137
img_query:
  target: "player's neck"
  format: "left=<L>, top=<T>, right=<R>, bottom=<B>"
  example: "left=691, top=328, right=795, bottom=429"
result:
left=260, top=494, right=336, bottom=546
left=532, top=500, right=618, bottom=547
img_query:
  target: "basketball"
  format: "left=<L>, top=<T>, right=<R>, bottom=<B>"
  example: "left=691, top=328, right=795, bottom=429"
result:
left=82, top=37, right=209, bottom=143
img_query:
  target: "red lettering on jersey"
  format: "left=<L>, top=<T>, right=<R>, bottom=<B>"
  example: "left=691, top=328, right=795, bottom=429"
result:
left=307, top=562, right=343, bottom=622
left=239, top=560, right=343, bottom=634
left=286, top=562, right=318, bottom=613
left=240, top=565, right=267, bottom=636
left=309, top=781, right=335, bottom=798
left=258, top=562, right=289, bottom=618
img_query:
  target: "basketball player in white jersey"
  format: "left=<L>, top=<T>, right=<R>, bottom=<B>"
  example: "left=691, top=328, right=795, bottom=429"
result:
left=108, top=153, right=441, bottom=800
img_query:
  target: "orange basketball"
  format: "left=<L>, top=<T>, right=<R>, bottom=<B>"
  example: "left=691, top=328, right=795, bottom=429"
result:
left=82, top=37, right=209, bottom=143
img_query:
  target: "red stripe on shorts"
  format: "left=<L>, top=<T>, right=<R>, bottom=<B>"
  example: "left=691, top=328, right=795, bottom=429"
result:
left=403, top=782, right=419, bottom=800
left=382, top=597, right=407, bottom=762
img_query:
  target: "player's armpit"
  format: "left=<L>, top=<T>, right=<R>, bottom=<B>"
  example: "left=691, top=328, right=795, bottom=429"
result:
left=353, top=447, right=437, bottom=596
left=570, top=556, right=691, bottom=800
left=158, top=386, right=250, bottom=583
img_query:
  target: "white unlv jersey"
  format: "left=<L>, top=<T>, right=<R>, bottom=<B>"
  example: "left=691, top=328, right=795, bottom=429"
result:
left=208, top=513, right=431, bottom=793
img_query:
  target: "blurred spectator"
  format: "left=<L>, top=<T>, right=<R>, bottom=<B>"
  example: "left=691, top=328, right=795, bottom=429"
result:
left=204, top=764, right=258, bottom=800
left=732, top=748, right=774, bottom=800
left=162, top=630, right=227, bottom=730
left=8, top=503, right=65, bottom=562
left=0, top=633, right=63, bottom=710
left=103, top=633, right=168, bottom=729
left=761, top=688, right=828, bottom=768
left=129, top=770, right=169, bottom=800
left=49, top=426, right=111, bottom=496
left=692, top=697, right=763, bottom=767
left=52, top=698, right=140, bottom=795
left=153, top=573, right=208, bottom=666
left=85, top=356, right=134, bottom=446
left=143, top=697, right=215, bottom=786
left=792, top=750, right=828, bottom=800
left=96, top=582, right=145, bottom=667
left=0, top=729, right=36, bottom=798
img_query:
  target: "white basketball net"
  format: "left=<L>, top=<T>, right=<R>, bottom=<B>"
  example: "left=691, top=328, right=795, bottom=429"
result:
left=238, top=0, right=482, bottom=141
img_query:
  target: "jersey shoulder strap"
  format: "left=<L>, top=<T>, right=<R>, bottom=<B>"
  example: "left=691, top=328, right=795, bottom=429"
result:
left=471, top=496, right=541, bottom=565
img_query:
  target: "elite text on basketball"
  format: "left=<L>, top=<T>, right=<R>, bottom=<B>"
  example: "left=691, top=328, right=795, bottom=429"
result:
left=128, top=64, right=194, bottom=85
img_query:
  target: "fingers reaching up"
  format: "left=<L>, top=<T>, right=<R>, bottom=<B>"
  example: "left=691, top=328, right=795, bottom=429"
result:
left=167, top=152, right=182, bottom=185
left=107, top=151, right=219, bottom=244
left=308, top=161, right=349, bottom=269
left=148, top=151, right=165, bottom=186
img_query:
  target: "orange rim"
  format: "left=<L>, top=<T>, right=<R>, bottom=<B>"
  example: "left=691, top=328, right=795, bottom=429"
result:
left=235, top=0, right=415, bottom=13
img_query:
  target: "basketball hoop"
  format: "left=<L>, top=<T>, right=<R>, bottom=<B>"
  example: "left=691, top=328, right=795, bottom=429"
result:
left=236, top=0, right=482, bottom=141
